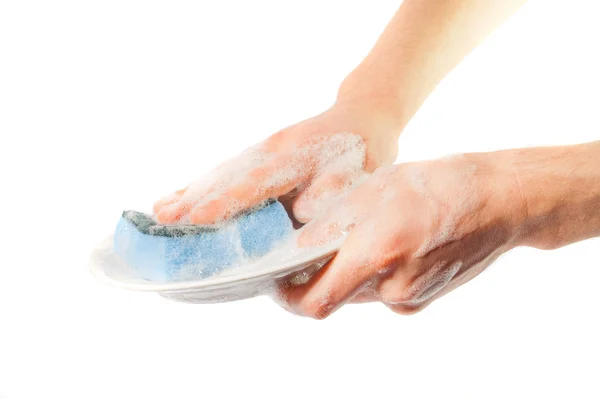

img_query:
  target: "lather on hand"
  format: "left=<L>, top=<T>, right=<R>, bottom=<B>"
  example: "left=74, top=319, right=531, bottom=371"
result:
left=153, top=0, right=600, bottom=318
left=277, top=143, right=600, bottom=318
left=153, top=104, right=400, bottom=226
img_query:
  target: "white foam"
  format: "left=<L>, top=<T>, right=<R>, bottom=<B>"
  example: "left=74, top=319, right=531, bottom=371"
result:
left=147, top=132, right=371, bottom=284
left=155, top=132, right=369, bottom=226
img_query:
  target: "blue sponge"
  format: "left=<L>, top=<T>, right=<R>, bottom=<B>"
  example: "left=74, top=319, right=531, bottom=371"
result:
left=113, top=200, right=293, bottom=282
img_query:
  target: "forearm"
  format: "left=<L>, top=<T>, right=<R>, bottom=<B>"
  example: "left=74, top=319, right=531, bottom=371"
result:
left=501, top=142, right=600, bottom=250
left=337, top=0, right=527, bottom=137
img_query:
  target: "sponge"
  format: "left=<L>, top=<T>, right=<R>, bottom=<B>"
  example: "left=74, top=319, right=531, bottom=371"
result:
left=113, top=200, right=293, bottom=282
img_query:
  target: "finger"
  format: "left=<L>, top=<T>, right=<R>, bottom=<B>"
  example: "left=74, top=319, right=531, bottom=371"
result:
left=189, top=156, right=307, bottom=224
left=385, top=302, right=428, bottom=316
left=156, top=185, right=211, bottom=223
left=349, top=290, right=379, bottom=304
left=155, top=157, right=260, bottom=224
left=292, top=172, right=350, bottom=223
left=282, top=224, right=378, bottom=319
left=156, top=200, right=195, bottom=223
left=376, top=257, right=462, bottom=307
left=297, top=187, right=370, bottom=248
left=154, top=169, right=229, bottom=224
left=271, top=258, right=334, bottom=316
left=155, top=148, right=272, bottom=223
left=152, top=188, right=187, bottom=215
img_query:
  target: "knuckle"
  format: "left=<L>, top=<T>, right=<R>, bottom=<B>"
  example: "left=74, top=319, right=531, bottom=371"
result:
left=387, top=303, right=424, bottom=316
left=373, top=255, right=400, bottom=278
left=379, top=290, right=408, bottom=305
left=292, top=198, right=315, bottom=224
left=301, top=297, right=334, bottom=320
left=320, top=174, right=346, bottom=191
left=378, top=279, right=418, bottom=305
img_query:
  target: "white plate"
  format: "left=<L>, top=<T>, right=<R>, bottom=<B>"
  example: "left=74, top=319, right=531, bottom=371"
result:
left=89, top=234, right=342, bottom=303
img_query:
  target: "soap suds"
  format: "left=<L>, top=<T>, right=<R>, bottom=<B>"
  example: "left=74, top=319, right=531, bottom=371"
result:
left=145, top=133, right=370, bottom=285
left=156, top=132, right=369, bottom=226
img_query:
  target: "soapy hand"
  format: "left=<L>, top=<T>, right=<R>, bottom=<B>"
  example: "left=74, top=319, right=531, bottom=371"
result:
left=277, top=154, right=528, bottom=318
left=154, top=103, right=400, bottom=225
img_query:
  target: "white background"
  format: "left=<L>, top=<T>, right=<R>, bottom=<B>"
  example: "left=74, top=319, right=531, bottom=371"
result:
left=1, top=0, right=599, bottom=397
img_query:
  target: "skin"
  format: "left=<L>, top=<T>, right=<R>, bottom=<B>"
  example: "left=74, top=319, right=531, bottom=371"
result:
left=154, top=0, right=600, bottom=317
left=155, top=0, right=529, bottom=225
left=154, top=105, right=399, bottom=225
left=280, top=143, right=600, bottom=318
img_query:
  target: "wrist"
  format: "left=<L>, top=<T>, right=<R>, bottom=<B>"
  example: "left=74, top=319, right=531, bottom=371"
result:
left=320, top=97, right=403, bottom=169
left=496, top=143, right=600, bottom=250
left=336, top=71, right=408, bottom=140
left=462, top=151, right=530, bottom=250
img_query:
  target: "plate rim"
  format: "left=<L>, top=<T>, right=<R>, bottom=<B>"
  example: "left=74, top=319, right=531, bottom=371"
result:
left=89, top=235, right=341, bottom=293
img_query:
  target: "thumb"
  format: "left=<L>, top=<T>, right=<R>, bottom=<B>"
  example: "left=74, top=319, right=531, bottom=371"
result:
left=292, top=171, right=367, bottom=224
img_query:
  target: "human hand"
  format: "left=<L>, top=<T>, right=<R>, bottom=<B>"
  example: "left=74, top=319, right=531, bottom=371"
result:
left=277, top=153, right=528, bottom=318
left=154, top=102, right=401, bottom=225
